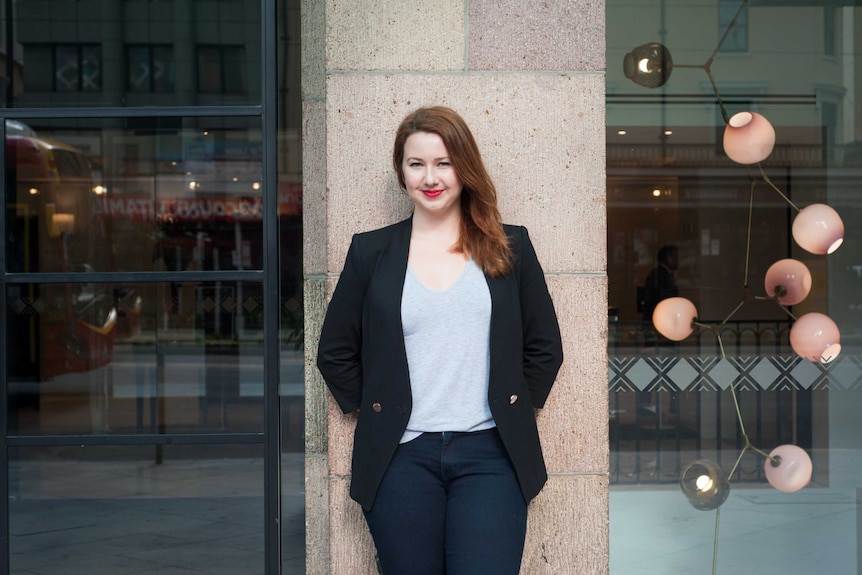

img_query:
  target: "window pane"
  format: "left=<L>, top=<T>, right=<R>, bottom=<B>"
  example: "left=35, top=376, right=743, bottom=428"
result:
left=127, top=46, right=152, bottom=92
left=198, top=46, right=223, bottom=94
left=608, top=1, right=862, bottom=574
left=81, top=45, right=102, bottom=92
left=223, top=46, right=247, bottom=94
left=824, top=6, right=836, bottom=57
left=718, top=0, right=747, bottom=52
left=5, top=118, right=264, bottom=273
left=54, top=45, right=80, bottom=92
left=7, top=0, right=261, bottom=107
left=152, top=45, right=176, bottom=93
left=6, top=281, right=265, bottom=436
left=23, top=45, right=54, bottom=91
left=10, top=445, right=265, bottom=575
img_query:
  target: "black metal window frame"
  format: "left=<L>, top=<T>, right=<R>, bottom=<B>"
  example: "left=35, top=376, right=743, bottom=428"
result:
left=0, top=0, right=282, bottom=573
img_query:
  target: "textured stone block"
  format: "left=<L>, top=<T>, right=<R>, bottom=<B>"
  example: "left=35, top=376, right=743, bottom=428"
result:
left=330, top=476, right=377, bottom=574
left=301, top=0, right=325, bottom=99
left=540, top=275, right=609, bottom=474
left=469, top=0, right=605, bottom=72
left=325, top=0, right=464, bottom=71
left=325, top=73, right=605, bottom=273
left=302, top=100, right=328, bottom=276
left=304, top=277, right=329, bottom=455
left=305, top=455, right=330, bottom=575
left=328, top=398, right=358, bottom=477
left=522, top=474, right=609, bottom=575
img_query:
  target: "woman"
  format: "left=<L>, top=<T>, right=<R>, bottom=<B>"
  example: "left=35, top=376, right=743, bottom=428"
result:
left=317, top=106, right=563, bottom=575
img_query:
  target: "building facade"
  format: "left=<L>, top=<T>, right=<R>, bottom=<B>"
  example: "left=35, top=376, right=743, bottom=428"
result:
left=2, top=1, right=859, bottom=575
left=0, top=0, right=607, bottom=573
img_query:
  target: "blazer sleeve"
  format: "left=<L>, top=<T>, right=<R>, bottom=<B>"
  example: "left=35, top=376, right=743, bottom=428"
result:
left=316, top=234, right=367, bottom=413
left=517, top=226, right=564, bottom=408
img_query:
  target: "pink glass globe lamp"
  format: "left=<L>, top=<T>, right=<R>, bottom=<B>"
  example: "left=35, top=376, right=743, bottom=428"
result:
left=652, top=297, right=698, bottom=341
left=723, top=112, right=776, bottom=165
left=764, top=259, right=812, bottom=306
left=789, top=312, right=841, bottom=364
left=791, top=204, right=844, bottom=255
left=764, top=445, right=812, bottom=493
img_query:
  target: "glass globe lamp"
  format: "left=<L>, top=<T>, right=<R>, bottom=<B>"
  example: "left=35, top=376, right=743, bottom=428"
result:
left=681, top=459, right=730, bottom=511
left=764, top=445, right=812, bottom=493
left=652, top=297, right=698, bottom=341
left=764, top=259, right=811, bottom=306
left=623, top=43, right=673, bottom=88
left=791, top=204, right=844, bottom=255
left=789, top=312, right=841, bottom=364
left=723, top=112, right=775, bottom=165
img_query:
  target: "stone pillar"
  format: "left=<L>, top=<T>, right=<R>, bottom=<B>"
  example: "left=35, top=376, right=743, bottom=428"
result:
left=302, top=1, right=607, bottom=574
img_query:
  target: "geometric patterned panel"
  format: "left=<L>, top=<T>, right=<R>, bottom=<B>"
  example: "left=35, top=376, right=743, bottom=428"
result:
left=609, top=356, right=641, bottom=392
left=609, top=354, right=862, bottom=392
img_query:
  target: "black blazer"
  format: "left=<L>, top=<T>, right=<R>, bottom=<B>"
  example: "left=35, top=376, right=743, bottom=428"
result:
left=317, top=217, right=563, bottom=510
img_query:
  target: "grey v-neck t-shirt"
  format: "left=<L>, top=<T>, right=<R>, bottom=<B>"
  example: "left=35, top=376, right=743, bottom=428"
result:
left=399, top=258, right=495, bottom=444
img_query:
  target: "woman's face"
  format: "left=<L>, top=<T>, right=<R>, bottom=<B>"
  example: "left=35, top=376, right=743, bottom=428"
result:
left=401, top=131, right=463, bottom=220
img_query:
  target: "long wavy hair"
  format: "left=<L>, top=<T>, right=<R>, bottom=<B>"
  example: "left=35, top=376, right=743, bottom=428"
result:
left=393, top=106, right=513, bottom=278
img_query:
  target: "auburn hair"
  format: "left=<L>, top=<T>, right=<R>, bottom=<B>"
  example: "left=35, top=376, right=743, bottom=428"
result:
left=393, top=106, right=513, bottom=278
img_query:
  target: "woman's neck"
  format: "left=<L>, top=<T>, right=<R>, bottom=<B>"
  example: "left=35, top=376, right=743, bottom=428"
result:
left=411, top=210, right=461, bottom=243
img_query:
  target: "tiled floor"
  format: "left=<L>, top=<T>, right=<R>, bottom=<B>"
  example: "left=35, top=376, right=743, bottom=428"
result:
left=610, top=449, right=862, bottom=575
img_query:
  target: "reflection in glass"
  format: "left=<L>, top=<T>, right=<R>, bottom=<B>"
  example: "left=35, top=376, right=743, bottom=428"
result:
left=608, top=1, right=862, bottom=573
left=5, top=0, right=261, bottom=108
left=5, top=118, right=265, bottom=273
left=9, top=445, right=264, bottom=575
left=198, top=45, right=248, bottom=95
left=6, top=282, right=265, bottom=436
left=127, top=45, right=175, bottom=93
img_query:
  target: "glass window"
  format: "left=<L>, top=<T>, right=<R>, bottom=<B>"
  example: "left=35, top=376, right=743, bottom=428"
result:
left=152, top=46, right=176, bottom=93
left=5, top=118, right=264, bottom=273
left=6, top=281, right=265, bottom=436
left=718, top=0, right=747, bottom=53
left=81, top=45, right=103, bottom=92
left=53, top=44, right=101, bottom=92
left=9, top=445, right=265, bottom=574
left=609, top=1, right=861, bottom=573
left=6, top=0, right=261, bottom=108
left=824, top=6, right=837, bottom=57
left=1, top=0, right=300, bottom=572
left=198, top=45, right=248, bottom=94
left=127, top=45, right=175, bottom=93
left=54, top=45, right=81, bottom=92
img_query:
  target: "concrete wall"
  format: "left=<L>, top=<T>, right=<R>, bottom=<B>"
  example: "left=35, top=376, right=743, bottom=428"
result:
left=302, top=1, right=608, bottom=573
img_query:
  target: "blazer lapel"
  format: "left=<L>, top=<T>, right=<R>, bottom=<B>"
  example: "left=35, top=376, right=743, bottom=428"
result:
left=374, top=217, right=412, bottom=311
left=370, top=218, right=413, bottom=402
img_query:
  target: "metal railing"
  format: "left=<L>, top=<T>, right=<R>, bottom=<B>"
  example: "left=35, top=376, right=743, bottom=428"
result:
left=608, top=319, right=814, bottom=485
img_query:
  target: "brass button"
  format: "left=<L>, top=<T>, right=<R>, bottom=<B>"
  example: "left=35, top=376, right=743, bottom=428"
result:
left=372, top=402, right=382, bottom=412
left=509, top=394, right=518, bottom=405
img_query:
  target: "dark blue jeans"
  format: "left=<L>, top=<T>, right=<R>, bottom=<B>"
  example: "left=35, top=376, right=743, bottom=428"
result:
left=363, top=428, right=528, bottom=575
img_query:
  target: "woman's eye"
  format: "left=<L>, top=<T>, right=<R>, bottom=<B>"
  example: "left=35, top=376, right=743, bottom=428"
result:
left=408, top=162, right=422, bottom=168
left=438, top=161, right=450, bottom=167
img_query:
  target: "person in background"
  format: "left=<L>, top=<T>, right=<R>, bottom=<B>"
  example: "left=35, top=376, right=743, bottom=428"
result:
left=642, top=244, right=679, bottom=324
left=316, top=106, right=564, bottom=575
